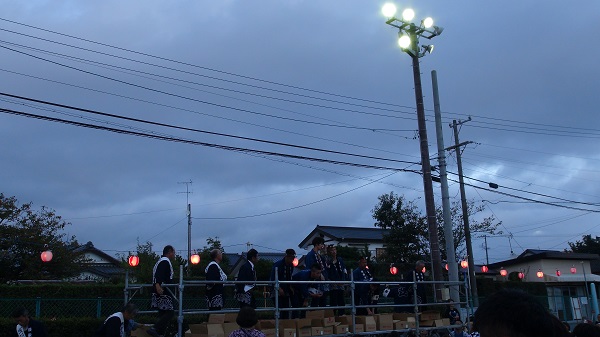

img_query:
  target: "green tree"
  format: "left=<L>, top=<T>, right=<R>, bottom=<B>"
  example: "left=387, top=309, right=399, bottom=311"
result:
left=567, top=235, right=600, bottom=254
left=0, top=193, right=87, bottom=281
left=372, top=191, right=502, bottom=265
left=189, top=237, right=231, bottom=277
left=371, top=192, right=428, bottom=264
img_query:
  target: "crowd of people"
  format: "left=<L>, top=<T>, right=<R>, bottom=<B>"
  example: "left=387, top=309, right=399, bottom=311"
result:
left=10, top=241, right=600, bottom=337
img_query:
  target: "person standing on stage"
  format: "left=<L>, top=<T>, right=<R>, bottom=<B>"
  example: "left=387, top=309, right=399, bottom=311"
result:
left=269, top=249, right=296, bottom=319
left=352, top=257, right=373, bottom=316
left=326, top=245, right=347, bottom=315
left=303, top=237, right=329, bottom=307
left=235, top=249, right=258, bottom=308
left=147, top=245, right=176, bottom=337
left=206, top=249, right=228, bottom=310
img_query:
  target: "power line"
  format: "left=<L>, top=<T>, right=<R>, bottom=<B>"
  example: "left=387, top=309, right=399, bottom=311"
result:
left=0, top=106, right=420, bottom=173
left=0, top=92, right=420, bottom=166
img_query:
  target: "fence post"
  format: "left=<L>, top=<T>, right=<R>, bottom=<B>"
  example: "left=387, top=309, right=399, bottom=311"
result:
left=35, top=297, right=41, bottom=318
left=97, top=297, right=102, bottom=318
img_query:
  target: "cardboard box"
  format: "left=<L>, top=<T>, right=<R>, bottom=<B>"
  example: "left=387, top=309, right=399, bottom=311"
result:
left=311, top=317, right=336, bottom=327
left=224, top=313, right=238, bottom=323
left=257, top=320, right=276, bottom=330
left=311, top=327, right=324, bottom=336
left=335, top=315, right=352, bottom=325
left=208, top=314, right=226, bottom=324
left=305, top=310, right=325, bottom=319
left=222, top=322, right=239, bottom=336
left=297, top=327, right=311, bottom=337
left=375, top=314, right=394, bottom=331
left=393, top=313, right=416, bottom=321
left=334, top=325, right=349, bottom=334
left=261, top=329, right=276, bottom=337
left=393, top=321, right=408, bottom=330
left=130, top=325, right=153, bottom=337
left=351, top=324, right=364, bottom=333
left=420, top=320, right=435, bottom=327
left=280, top=328, right=296, bottom=337
left=322, top=326, right=334, bottom=335
left=188, top=323, right=224, bottom=337
left=355, top=316, right=376, bottom=332
left=407, top=317, right=416, bottom=322
left=420, top=310, right=441, bottom=321
left=323, top=309, right=335, bottom=318
left=406, top=321, right=417, bottom=329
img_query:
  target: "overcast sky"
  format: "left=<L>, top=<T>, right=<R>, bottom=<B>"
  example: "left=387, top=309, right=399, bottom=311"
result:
left=1, top=1, right=599, bottom=267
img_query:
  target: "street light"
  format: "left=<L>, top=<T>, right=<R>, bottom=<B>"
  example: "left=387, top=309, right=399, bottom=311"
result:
left=382, top=2, right=445, bottom=299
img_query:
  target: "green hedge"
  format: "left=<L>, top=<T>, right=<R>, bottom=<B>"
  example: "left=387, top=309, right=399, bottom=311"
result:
left=0, top=317, right=103, bottom=337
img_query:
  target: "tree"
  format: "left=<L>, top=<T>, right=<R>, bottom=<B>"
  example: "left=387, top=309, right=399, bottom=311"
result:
left=0, top=193, right=87, bottom=281
left=372, top=191, right=502, bottom=266
left=371, top=192, right=429, bottom=264
left=188, top=237, right=231, bottom=277
left=567, top=235, right=600, bottom=254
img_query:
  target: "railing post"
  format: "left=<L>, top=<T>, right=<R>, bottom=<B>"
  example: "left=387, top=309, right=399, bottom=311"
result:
left=124, top=269, right=129, bottom=305
left=275, top=267, right=279, bottom=337
left=350, top=271, right=355, bottom=334
left=413, top=271, right=420, bottom=334
left=178, top=265, right=184, bottom=337
left=35, top=297, right=41, bottom=318
left=97, top=297, right=102, bottom=318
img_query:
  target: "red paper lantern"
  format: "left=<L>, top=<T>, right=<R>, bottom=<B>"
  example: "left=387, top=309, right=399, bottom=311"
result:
left=556, top=270, right=561, bottom=277
left=536, top=270, right=544, bottom=278
left=445, top=264, right=449, bottom=271
left=500, top=268, right=508, bottom=277
left=481, top=265, right=489, bottom=273
left=421, top=267, right=426, bottom=273
left=40, top=250, right=53, bottom=262
left=571, top=266, right=577, bottom=274
left=390, top=266, right=398, bottom=275
left=461, top=260, right=468, bottom=269
left=128, top=255, right=140, bottom=267
left=518, top=272, right=525, bottom=279
left=190, top=254, right=200, bottom=265
left=292, top=258, right=299, bottom=267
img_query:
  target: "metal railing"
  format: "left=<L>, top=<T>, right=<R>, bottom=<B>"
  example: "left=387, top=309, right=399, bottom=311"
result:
left=124, top=266, right=471, bottom=337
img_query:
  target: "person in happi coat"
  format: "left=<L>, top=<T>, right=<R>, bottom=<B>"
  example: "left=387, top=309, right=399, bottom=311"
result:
left=325, top=245, right=347, bottom=315
left=95, top=303, right=138, bottom=337
left=206, top=248, right=228, bottom=310
left=269, top=248, right=296, bottom=319
left=303, top=237, right=329, bottom=307
left=11, top=307, right=47, bottom=337
left=235, top=248, right=258, bottom=308
left=352, top=257, right=374, bottom=315
left=147, top=245, right=176, bottom=337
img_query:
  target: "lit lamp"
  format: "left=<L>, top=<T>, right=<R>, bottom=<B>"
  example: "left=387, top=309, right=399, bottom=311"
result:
left=556, top=269, right=561, bottom=277
left=536, top=270, right=544, bottom=278
left=422, top=266, right=426, bottom=273
left=571, top=266, right=577, bottom=274
left=518, top=271, right=525, bottom=280
left=128, top=255, right=140, bottom=267
left=190, top=253, right=200, bottom=265
left=40, top=250, right=53, bottom=262
left=500, top=268, right=508, bottom=277
left=390, top=265, right=398, bottom=275
left=444, top=264, right=449, bottom=271
left=481, top=265, right=489, bottom=273
left=293, top=258, right=299, bottom=267
left=461, top=260, right=468, bottom=269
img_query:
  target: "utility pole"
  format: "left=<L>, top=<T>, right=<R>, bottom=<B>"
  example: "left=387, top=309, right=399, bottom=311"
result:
left=484, top=235, right=489, bottom=265
left=448, top=119, right=478, bottom=306
left=431, top=70, right=459, bottom=302
left=178, top=180, right=193, bottom=276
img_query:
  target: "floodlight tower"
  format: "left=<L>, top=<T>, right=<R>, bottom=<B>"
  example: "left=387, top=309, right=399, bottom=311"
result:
left=382, top=3, right=445, bottom=296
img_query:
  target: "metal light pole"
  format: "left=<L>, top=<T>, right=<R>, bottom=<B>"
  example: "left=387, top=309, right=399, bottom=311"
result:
left=382, top=4, right=445, bottom=296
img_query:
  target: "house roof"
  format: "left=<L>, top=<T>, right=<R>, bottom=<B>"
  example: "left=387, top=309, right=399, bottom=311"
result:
left=73, top=241, right=121, bottom=265
left=298, top=225, right=389, bottom=249
left=488, top=249, right=599, bottom=269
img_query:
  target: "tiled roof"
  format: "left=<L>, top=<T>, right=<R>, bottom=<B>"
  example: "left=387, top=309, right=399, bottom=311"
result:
left=298, top=225, right=389, bottom=249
